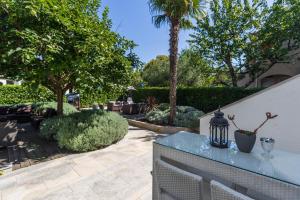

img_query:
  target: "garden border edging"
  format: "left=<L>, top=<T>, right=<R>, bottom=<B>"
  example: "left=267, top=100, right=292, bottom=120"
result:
left=127, top=119, right=198, bottom=134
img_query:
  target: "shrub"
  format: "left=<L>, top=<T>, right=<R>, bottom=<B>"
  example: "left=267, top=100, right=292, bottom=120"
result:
left=33, top=102, right=78, bottom=116
left=133, top=87, right=261, bottom=113
left=55, top=110, right=128, bottom=152
left=39, top=116, right=65, bottom=140
left=146, top=105, right=205, bottom=129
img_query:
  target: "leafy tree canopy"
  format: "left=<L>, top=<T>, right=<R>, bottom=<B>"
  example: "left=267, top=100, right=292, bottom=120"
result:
left=0, top=0, right=134, bottom=115
left=142, top=55, right=169, bottom=87
left=189, top=0, right=268, bottom=86
left=142, top=50, right=216, bottom=87
left=177, top=49, right=215, bottom=87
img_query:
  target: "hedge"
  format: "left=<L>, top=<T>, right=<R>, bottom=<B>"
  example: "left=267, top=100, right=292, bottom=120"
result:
left=0, top=85, right=55, bottom=105
left=133, top=87, right=262, bottom=113
left=0, top=85, right=119, bottom=107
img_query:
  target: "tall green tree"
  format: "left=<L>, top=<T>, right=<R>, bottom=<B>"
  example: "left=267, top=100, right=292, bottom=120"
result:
left=127, top=50, right=145, bottom=88
left=266, top=0, right=300, bottom=48
left=148, top=0, right=205, bottom=124
left=240, top=0, right=300, bottom=85
left=0, top=0, right=133, bottom=115
left=142, top=55, right=170, bottom=87
left=259, top=0, right=300, bottom=61
left=142, top=52, right=214, bottom=87
left=190, top=0, right=267, bottom=87
left=178, top=49, right=215, bottom=87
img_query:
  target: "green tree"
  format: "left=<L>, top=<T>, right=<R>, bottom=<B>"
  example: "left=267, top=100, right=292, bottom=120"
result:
left=178, top=49, right=215, bottom=87
left=142, top=55, right=170, bottom=87
left=127, top=51, right=145, bottom=88
left=149, top=0, right=205, bottom=124
left=190, top=0, right=267, bottom=87
left=236, top=0, right=300, bottom=86
left=258, top=0, right=300, bottom=63
left=142, top=52, right=215, bottom=87
left=265, top=0, right=300, bottom=48
left=0, top=0, right=133, bottom=115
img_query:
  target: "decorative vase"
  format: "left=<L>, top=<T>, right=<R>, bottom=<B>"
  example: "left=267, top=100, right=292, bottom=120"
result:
left=234, top=130, right=256, bottom=153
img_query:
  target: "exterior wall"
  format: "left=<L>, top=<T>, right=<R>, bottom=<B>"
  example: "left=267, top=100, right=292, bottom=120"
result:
left=200, top=75, right=300, bottom=153
left=0, top=79, right=7, bottom=85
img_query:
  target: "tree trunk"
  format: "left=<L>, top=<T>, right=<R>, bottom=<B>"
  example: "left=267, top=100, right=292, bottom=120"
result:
left=225, top=54, right=238, bottom=87
left=228, top=66, right=238, bottom=87
left=56, top=88, right=64, bottom=116
left=168, top=19, right=180, bottom=125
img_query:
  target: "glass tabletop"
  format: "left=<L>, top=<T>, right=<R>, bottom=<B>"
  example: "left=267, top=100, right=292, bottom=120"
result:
left=155, top=131, right=300, bottom=187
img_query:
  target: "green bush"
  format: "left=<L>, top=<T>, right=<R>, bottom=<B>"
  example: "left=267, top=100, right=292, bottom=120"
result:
left=146, top=105, right=205, bottom=129
left=33, top=102, right=78, bottom=116
left=39, top=116, right=65, bottom=140
left=0, top=85, right=55, bottom=105
left=133, top=87, right=261, bottom=113
left=50, top=110, right=128, bottom=152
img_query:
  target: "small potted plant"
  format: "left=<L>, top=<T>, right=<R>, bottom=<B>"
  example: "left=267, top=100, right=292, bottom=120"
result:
left=228, top=112, right=278, bottom=153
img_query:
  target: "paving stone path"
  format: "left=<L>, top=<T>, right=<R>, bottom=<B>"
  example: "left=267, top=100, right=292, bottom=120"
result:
left=0, top=127, right=163, bottom=200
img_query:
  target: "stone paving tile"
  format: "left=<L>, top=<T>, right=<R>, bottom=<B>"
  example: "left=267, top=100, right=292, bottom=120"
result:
left=2, top=182, right=47, bottom=200
left=0, top=127, right=161, bottom=200
left=138, top=189, right=152, bottom=200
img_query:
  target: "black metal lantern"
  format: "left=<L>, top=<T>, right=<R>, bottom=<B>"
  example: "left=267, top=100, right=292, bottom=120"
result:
left=210, top=108, right=229, bottom=148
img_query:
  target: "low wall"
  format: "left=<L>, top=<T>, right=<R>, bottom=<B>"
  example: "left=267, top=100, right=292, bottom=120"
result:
left=128, top=119, right=198, bottom=134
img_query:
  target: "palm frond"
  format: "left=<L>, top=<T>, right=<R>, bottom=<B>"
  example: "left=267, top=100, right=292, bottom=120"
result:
left=149, top=0, right=208, bottom=28
left=152, top=14, right=169, bottom=28
left=180, top=18, right=194, bottom=29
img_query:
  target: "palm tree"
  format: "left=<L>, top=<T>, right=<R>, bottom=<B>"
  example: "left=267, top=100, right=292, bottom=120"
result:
left=149, top=0, right=205, bottom=125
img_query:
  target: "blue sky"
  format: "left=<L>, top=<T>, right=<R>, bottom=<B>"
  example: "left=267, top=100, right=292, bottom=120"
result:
left=101, top=0, right=274, bottom=63
left=101, top=0, right=190, bottom=63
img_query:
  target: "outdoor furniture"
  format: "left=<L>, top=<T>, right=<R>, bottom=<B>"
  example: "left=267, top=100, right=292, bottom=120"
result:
left=211, top=180, right=253, bottom=200
left=107, top=101, right=123, bottom=112
left=153, top=132, right=300, bottom=200
left=155, top=159, right=204, bottom=200
left=122, top=103, right=146, bottom=115
left=0, top=105, right=32, bottom=123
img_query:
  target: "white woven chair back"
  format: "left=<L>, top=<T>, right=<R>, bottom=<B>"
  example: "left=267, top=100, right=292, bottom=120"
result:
left=211, top=180, right=254, bottom=200
left=155, top=160, right=204, bottom=200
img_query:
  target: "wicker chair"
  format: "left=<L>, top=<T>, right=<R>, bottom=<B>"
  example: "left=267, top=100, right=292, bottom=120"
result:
left=211, top=180, right=254, bottom=200
left=155, top=160, right=204, bottom=200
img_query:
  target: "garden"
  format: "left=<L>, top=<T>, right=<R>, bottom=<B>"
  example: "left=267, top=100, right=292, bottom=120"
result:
left=0, top=0, right=297, bottom=174
left=0, top=83, right=260, bottom=172
left=0, top=97, right=129, bottom=170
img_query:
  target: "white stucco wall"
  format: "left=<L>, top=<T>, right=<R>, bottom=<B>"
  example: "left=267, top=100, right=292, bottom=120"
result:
left=200, top=75, right=300, bottom=153
left=0, top=79, right=22, bottom=85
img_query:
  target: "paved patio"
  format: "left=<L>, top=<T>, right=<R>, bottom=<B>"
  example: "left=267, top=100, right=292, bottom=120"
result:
left=0, top=126, right=162, bottom=200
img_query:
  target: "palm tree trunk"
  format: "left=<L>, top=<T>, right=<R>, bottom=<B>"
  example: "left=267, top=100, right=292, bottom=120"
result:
left=168, top=19, right=180, bottom=125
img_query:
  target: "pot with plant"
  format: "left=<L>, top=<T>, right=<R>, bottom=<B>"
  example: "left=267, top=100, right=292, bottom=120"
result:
left=228, top=112, right=278, bottom=153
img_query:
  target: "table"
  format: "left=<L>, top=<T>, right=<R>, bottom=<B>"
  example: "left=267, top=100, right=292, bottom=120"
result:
left=153, top=132, right=300, bottom=200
